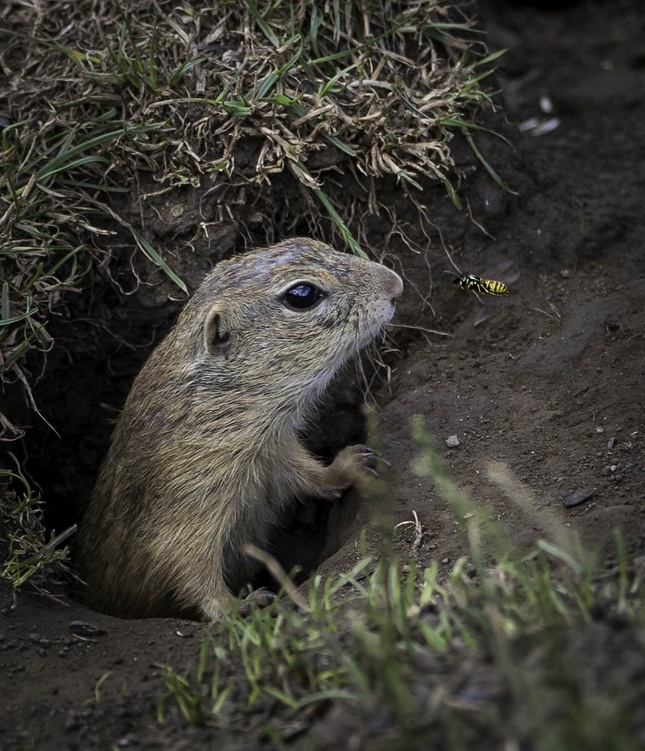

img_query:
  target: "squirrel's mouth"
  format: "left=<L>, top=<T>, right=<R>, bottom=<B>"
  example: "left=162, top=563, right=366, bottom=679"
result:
left=361, top=299, right=397, bottom=344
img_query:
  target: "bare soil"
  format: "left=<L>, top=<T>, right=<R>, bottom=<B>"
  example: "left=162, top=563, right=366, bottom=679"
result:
left=2, top=0, right=645, bottom=749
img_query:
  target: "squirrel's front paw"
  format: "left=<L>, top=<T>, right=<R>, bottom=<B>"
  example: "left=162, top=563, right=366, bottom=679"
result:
left=333, top=444, right=381, bottom=477
left=318, top=444, right=382, bottom=499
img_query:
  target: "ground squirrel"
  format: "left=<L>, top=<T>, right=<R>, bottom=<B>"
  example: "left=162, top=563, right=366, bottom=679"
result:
left=77, top=238, right=403, bottom=620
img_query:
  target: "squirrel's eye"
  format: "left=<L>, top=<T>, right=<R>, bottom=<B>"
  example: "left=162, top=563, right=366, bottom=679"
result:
left=281, top=282, right=325, bottom=311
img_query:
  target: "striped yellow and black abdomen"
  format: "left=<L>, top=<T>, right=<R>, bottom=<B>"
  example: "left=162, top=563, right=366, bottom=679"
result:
left=445, top=271, right=509, bottom=296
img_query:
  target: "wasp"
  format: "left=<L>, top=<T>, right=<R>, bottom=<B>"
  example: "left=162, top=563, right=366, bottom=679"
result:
left=444, top=270, right=509, bottom=296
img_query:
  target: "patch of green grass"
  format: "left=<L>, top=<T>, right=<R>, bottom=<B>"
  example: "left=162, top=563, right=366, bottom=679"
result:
left=155, top=425, right=644, bottom=748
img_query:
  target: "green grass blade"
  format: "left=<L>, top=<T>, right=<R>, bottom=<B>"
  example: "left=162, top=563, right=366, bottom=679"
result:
left=245, top=0, right=280, bottom=47
left=129, top=229, right=188, bottom=294
left=463, top=131, right=518, bottom=195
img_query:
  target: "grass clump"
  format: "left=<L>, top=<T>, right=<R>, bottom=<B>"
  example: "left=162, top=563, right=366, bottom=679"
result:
left=155, top=429, right=645, bottom=749
left=0, top=457, right=75, bottom=594
left=0, top=113, right=168, bottom=438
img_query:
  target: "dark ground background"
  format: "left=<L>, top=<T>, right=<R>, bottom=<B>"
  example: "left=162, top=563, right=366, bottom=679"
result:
left=1, top=0, right=645, bottom=748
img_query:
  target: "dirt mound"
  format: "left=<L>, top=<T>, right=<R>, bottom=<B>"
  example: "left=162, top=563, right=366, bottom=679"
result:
left=1, top=0, right=645, bottom=748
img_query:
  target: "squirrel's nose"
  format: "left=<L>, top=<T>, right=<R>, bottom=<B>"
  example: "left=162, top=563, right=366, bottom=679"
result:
left=388, top=269, right=404, bottom=300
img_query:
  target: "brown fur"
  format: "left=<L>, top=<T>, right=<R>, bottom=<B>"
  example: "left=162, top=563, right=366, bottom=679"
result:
left=77, top=238, right=403, bottom=620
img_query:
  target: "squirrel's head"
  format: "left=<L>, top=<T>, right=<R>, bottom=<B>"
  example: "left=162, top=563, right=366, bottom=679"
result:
left=177, top=238, right=403, bottom=410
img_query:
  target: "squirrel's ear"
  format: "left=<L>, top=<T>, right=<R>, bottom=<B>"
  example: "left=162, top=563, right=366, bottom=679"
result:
left=203, top=305, right=231, bottom=355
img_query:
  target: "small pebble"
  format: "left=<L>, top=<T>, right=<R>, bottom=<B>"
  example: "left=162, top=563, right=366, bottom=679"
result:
left=562, top=487, right=596, bottom=508
left=68, top=621, right=107, bottom=637
left=445, top=435, right=460, bottom=448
